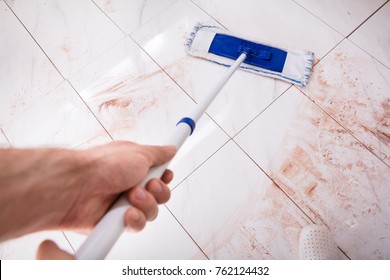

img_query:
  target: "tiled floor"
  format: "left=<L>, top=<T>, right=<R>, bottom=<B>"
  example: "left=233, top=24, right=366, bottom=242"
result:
left=0, top=0, right=389, bottom=259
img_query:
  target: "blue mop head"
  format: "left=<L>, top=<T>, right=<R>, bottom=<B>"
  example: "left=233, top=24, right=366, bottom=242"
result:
left=186, top=24, right=314, bottom=86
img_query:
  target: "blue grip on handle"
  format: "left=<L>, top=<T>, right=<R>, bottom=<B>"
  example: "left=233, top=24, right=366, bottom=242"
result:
left=177, top=117, right=196, bottom=135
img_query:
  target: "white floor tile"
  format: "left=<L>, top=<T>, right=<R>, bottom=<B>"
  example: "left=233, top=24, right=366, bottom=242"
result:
left=193, top=0, right=343, bottom=59
left=93, top=0, right=177, bottom=34
left=5, top=0, right=125, bottom=78
left=349, top=2, right=390, bottom=68
left=293, top=0, right=386, bottom=36
left=168, top=141, right=313, bottom=259
left=2, top=0, right=388, bottom=261
left=2, top=81, right=106, bottom=148
left=132, top=0, right=290, bottom=137
left=235, top=87, right=390, bottom=259
left=70, top=37, right=229, bottom=188
left=65, top=206, right=206, bottom=259
left=301, top=39, right=390, bottom=166
left=0, top=231, right=73, bottom=260
left=0, top=1, right=64, bottom=126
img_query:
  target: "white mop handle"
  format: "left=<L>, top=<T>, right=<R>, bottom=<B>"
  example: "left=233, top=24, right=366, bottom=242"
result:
left=75, top=124, right=190, bottom=260
left=75, top=52, right=247, bottom=260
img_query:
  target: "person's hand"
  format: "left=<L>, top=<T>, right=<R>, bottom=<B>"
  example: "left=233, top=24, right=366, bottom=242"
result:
left=0, top=141, right=176, bottom=259
left=51, top=141, right=176, bottom=232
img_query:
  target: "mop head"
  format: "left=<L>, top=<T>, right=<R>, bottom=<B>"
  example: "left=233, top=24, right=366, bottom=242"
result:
left=186, top=24, right=314, bottom=86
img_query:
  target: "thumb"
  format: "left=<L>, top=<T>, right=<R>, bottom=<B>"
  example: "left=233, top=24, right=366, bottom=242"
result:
left=143, top=145, right=177, bottom=167
left=37, top=240, right=75, bottom=260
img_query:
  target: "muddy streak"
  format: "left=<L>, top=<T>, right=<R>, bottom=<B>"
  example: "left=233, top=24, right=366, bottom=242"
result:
left=270, top=92, right=390, bottom=257
left=306, top=45, right=390, bottom=165
left=93, top=67, right=164, bottom=113
left=199, top=180, right=310, bottom=259
left=280, top=146, right=325, bottom=182
left=305, top=182, right=317, bottom=197
left=98, top=98, right=133, bottom=110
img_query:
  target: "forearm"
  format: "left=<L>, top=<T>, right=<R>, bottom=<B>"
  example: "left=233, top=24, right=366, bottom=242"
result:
left=0, top=148, right=89, bottom=241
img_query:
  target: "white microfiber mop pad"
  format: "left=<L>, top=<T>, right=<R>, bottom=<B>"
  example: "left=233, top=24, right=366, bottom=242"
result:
left=299, top=224, right=342, bottom=260
left=186, top=24, right=314, bottom=86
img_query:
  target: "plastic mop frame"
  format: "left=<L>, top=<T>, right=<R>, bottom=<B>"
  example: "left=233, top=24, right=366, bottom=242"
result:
left=75, top=24, right=314, bottom=259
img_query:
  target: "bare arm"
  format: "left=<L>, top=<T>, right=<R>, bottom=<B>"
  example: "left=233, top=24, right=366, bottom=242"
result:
left=0, top=142, right=176, bottom=244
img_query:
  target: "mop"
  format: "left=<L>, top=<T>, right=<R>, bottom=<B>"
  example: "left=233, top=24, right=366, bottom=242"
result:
left=75, top=24, right=314, bottom=259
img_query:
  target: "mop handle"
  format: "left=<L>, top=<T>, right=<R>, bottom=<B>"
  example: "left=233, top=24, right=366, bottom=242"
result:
left=75, top=52, right=247, bottom=259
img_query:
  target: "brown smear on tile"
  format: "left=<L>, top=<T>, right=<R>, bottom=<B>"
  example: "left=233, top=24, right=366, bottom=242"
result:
left=269, top=94, right=390, bottom=258
left=98, top=97, right=133, bottom=110
left=280, top=146, right=325, bottom=184
left=201, top=182, right=310, bottom=259
left=200, top=190, right=268, bottom=259
left=241, top=184, right=311, bottom=259
left=163, top=56, right=195, bottom=85
left=306, top=46, right=390, bottom=165
left=94, top=67, right=164, bottom=113
left=305, top=182, right=317, bottom=197
left=373, top=98, right=390, bottom=144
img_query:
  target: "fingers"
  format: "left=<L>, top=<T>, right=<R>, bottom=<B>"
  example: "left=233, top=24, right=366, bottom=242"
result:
left=145, top=179, right=171, bottom=204
left=161, top=169, right=174, bottom=184
left=142, top=145, right=176, bottom=167
left=127, top=187, right=158, bottom=221
left=124, top=207, right=147, bottom=232
left=125, top=176, right=171, bottom=232
left=37, top=240, right=75, bottom=260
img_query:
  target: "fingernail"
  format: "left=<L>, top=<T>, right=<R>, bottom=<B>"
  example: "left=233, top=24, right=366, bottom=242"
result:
left=135, top=188, right=147, bottom=200
left=151, top=180, right=163, bottom=193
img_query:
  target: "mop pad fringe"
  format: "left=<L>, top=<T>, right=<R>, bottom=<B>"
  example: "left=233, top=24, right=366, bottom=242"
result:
left=185, top=24, right=314, bottom=86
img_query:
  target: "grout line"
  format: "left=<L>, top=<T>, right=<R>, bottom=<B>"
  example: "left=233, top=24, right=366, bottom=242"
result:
left=61, top=231, right=76, bottom=253
left=129, top=34, right=233, bottom=139
left=3, top=0, right=66, bottom=81
left=0, top=128, right=12, bottom=147
left=128, top=0, right=181, bottom=36
left=66, top=80, right=115, bottom=142
left=163, top=204, right=210, bottom=260
left=190, top=0, right=229, bottom=30
left=193, top=0, right=345, bottom=69
left=232, top=84, right=293, bottom=139
left=91, top=0, right=180, bottom=36
left=347, top=38, right=390, bottom=70
left=127, top=34, right=198, bottom=104
left=5, top=0, right=127, bottom=83
left=338, top=246, right=351, bottom=260
left=291, top=0, right=347, bottom=38
left=292, top=0, right=389, bottom=40
left=243, top=227, right=275, bottom=260
left=295, top=86, right=390, bottom=169
left=125, top=33, right=235, bottom=139
left=312, top=37, right=346, bottom=67
left=90, top=0, right=128, bottom=36
left=3, top=0, right=125, bottom=141
left=346, top=0, right=389, bottom=38
left=231, top=138, right=353, bottom=259
left=170, top=137, right=231, bottom=192
left=231, top=138, right=317, bottom=225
